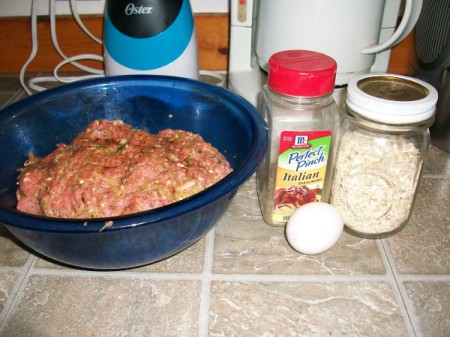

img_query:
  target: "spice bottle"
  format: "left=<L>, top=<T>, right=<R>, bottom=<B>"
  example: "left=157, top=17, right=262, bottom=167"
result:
left=330, top=74, right=438, bottom=239
left=256, top=50, right=341, bottom=227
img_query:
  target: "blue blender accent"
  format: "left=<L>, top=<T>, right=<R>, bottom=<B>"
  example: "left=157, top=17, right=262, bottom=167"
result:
left=104, top=0, right=198, bottom=78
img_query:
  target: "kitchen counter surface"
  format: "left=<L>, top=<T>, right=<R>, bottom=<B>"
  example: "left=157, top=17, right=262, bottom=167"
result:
left=0, top=74, right=448, bottom=337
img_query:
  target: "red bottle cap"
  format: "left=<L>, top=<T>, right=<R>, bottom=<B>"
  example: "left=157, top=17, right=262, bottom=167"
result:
left=268, top=50, right=337, bottom=96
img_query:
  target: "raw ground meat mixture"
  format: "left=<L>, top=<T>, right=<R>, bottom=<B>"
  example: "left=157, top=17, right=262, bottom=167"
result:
left=16, top=119, right=232, bottom=218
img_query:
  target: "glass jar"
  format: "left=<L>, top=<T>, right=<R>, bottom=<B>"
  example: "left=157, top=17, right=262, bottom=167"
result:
left=330, top=74, right=438, bottom=239
left=256, top=50, right=341, bottom=226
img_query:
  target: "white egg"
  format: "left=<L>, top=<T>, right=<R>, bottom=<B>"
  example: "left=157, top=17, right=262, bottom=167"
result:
left=285, top=202, right=344, bottom=255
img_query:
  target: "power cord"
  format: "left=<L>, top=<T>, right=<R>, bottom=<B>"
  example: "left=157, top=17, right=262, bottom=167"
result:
left=20, top=0, right=105, bottom=95
left=51, top=0, right=105, bottom=83
left=69, top=0, right=103, bottom=45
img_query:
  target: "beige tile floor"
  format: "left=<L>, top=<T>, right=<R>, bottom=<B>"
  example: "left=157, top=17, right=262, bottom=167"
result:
left=0, top=74, right=448, bottom=337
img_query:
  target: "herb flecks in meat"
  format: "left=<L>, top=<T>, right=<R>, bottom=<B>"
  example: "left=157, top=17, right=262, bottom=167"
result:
left=16, top=120, right=232, bottom=219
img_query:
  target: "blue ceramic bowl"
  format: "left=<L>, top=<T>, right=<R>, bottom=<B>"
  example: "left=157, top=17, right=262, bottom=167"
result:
left=0, top=75, right=267, bottom=270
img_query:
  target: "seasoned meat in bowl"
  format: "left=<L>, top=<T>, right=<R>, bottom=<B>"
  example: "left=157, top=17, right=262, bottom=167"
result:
left=0, top=75, right=268, bottom=270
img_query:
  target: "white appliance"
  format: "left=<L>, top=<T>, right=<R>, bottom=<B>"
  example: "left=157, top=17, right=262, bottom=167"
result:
left=228, top=0, right=423, bottom=106
left=104, top=0, right=199, bottom=79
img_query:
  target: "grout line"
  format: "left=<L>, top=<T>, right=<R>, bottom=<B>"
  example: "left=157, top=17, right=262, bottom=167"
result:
left=0, top=254, right=36, bottom=333
left=27, top=267, right=205, bottom=280
left=394, top=274, right=450, bottom=282
left=210, top=273, right=390, bottom=282
left=25, top=264, right=397, bottom=282
left=0, top=88, right=24, bottom=109
left=422, top=173, right=450, bottom=179
left=378, top=239, right=420, bottom=337
left=197, top=227, right=215, bottom=337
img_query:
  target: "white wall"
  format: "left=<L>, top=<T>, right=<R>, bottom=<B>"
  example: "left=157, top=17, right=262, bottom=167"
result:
left=0, top=0, right=229, bottom=17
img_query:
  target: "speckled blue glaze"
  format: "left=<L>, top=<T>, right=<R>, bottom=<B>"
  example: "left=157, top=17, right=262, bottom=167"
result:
left=0, top=75, right=268, bottom=270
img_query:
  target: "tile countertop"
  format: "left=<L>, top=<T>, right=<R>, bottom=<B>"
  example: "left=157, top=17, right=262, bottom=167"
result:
left=0, top=74, right=449, bottom=337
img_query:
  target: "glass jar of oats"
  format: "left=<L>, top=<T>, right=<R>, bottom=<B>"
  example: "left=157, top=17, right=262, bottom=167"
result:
left=330, top=74, right=438, bottom=239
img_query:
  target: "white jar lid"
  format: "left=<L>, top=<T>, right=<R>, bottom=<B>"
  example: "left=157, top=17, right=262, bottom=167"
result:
left=346, top=74, right=438, bottom=124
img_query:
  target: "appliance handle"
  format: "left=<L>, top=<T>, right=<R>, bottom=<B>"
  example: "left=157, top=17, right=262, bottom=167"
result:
left=361, top=0, right=422, bottom=54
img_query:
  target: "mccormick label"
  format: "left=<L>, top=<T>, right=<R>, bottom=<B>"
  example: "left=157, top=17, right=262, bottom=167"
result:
left=272, top=130, right=331, bottom=223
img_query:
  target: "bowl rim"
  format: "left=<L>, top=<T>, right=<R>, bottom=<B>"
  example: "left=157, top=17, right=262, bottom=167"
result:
left=0, top=75, right=268, bottom=233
